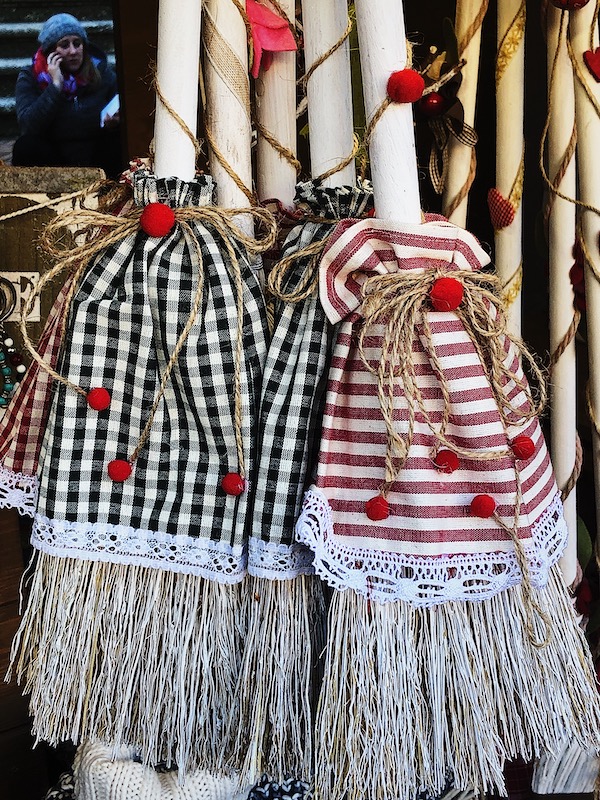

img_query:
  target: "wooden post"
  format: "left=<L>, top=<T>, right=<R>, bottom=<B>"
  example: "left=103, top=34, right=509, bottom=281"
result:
left=571, top=3, right=600, bottom=575
left=153, top=0, right=202, bottom=180
left=354, top=0, right=421, bottom=222
left=546, top=7, right=578, bottom=584
left=301, top=0, right=356, bottom=186
left=442, top=0, right=488, bottom=226
left=203, top=0, right=254, bottom=211
left=255, top=0, right=297, bottom=207
left=494, top=0, right=526, bottom=335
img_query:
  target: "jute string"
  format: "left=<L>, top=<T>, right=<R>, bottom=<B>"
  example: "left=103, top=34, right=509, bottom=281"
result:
left=21, top=199, right=277, bottom=474
left=356, top=268, right=546, bottom=495
left=458, top=0, right=490, bottom=56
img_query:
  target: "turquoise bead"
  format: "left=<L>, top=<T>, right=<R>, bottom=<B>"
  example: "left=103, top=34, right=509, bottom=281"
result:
left=0, top=396, right=8, bottom=407
left=1, top=366, right=11, bottom=376
left=0, top=352, right=5, bottom=362
left=3, top=383, right=14, bottom=392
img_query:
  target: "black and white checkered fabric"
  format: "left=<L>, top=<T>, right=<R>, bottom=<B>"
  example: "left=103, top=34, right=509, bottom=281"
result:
left=248, top=775, right=311, bottom=800
left=248, top=180, right=373, bottom=578
left=32, top=171, right=269, bottom=582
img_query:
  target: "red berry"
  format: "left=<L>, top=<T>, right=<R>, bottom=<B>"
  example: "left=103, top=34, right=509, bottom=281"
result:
left=511, top=435, right=535, bottom=460
left=221, top=472, right=246, bottom=496
left=9, top=353, right=23, bottom=366
left=87, top=387, right=111, bottom=411
left=434, top=450, right=459, bottom=473
left=140, top=202, right=176, bottom=237
left=430, top=276, right=464, bottom=311
left=386, top=69, right=425, bottom=104
left=551, top=0, right=590, bottom=8
left=470, top=494, right=496, bottom=518
left=107, top=459, right=132, bottom=482
left=365, top=495, right=390, bottom=521
left=417, top=91, right=448, bottom=118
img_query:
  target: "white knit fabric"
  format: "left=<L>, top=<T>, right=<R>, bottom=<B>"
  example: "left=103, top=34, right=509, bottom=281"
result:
left=74, top=743, right=248, bottom=800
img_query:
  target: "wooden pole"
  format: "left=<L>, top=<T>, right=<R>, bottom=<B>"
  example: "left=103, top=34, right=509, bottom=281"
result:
left=442, top=0, right=488, bottom=226
left=255, top=0, right=297, bottom=207
left=301, top=0, right=356, bottom=186
left=571, top=2, right=600, bottom=573
left=494, top=0, right=526, bottom=335
left=203, top=0, right=253, bottom=211
left=546, top=7, right=578, bottom=584
left=354, top=0, right=421, bottom=222
left=153, top=0, right=202, bottom=180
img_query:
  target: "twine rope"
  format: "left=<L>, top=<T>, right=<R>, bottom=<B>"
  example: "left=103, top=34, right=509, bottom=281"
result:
left=0, top=185, right=105, bottom=223
left=549, top=307, right=581, bottom=373
left=267, top=237, right=326, bottom=302
left=560, top=432, right=583, bottom=502
left=254, top=117, right=302, bottom=175
left=356, top=268, right=546, bottom=495
left=445, top=147, right=477, bottom=220
left=300, top=16, right=353, bottom=94
left=21, top=201, right=277, bottom=472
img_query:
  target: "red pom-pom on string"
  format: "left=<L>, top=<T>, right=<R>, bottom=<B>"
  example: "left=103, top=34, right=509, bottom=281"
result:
left=140, top=203, right=176, bottom=238
left=434, top=450, right=459, bottom=474
left=386, top=69, right=425, bottom=104
left=87, top=387, right=111, bottom=411
left=417, top=91, right=448, bottom=118
left=470, top=494, right=496, bottom=518
left=365, top=495, right=390, bottom=521
left=221, top=472, right=246, bottom=496
left=107, top=459, right=132, bottom=482
left=430, top=277, right=464, bottom=311
left=511, top=435, right=535, bottom=460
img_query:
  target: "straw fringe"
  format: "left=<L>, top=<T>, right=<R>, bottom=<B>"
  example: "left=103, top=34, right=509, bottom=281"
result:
left=8, top=552, right=245, bottom=780
left=221, top=574, right=324, bottom=784
left=313, top=566, right=600, bottom=800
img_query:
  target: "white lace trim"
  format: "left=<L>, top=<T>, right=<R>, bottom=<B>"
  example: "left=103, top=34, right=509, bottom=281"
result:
left=295, top=487, right=567, bottom=606
left=0, top=463, right=38, bottom=518
left=32, top=514, right=247, bottom=584
left=248, top=538, right=315, bottom=580
left=30, top=513, right=316, bottom=582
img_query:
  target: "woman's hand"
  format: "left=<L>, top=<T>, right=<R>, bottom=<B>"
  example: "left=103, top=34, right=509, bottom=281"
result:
left=46, top=51, right=64, bottom=89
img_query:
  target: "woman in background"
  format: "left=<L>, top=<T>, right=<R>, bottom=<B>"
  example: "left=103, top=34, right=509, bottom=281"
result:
left=12, top=13, right=122, bottom=178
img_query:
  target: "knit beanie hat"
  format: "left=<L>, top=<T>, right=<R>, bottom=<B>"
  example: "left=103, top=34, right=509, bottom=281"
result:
left=38, top=14, right=87, bottom=53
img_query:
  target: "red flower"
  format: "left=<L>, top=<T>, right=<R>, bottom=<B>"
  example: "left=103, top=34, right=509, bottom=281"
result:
left=246, top=0, right=297, bottom=79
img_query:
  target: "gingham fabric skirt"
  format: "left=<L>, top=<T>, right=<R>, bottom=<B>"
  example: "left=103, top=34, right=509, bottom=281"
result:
left=32, top=171, right=269, bottom=582
left=249, top=180, right=373, bottom=578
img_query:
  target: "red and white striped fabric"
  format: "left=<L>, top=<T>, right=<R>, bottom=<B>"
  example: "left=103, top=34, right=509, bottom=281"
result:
left=296, top=218, right=565, bottom=606
left=0, top=278, right=71, bottom=516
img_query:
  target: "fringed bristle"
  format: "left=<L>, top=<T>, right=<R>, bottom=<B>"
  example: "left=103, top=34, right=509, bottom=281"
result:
left=221, top=574, right=325, bottom=784
left=532, top=738, right=600, bottom=794
left=8, top=552, right=245, bottom=780
left=313, top=566, right=600, bottom=800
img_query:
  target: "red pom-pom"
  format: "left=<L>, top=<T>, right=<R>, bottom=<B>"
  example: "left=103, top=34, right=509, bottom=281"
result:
left=551, top=0, right=590, bottom=8
left=87, top=387, right=111, bottom=411
left=221, top=472, right=246, bottom=496
left=511, top=435, right=535, bottom=460
left=470, top=494, right=496, bottom=518
left=107, top=459, right=132, bottom=482
left=434, top=450, right=459, bottom=473
left=365, top=494, right=390, bottom=521
left=430, top=276, right=464, bottom=311
left=417, top=91, right=448, bottom=118
left=140, top=203, right=176, bottom=237
left=386, top=69, right=425, bottom=104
